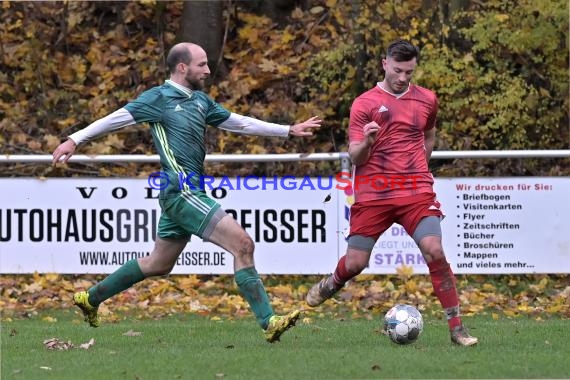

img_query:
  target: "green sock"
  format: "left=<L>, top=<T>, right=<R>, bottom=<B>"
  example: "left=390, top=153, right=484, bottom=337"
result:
left=235, top=267, right=274, bottom=329
left=87, top=259, right=145, bottom=307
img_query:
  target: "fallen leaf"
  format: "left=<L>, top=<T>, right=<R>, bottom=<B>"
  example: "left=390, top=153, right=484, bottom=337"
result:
left=310, top=6, right=325, bottom=14
left=122, top=330, right=142, bottom=337
left=259, top=58, right=278, bottom=73
left=396, top=265, right=414, bottom=280
left=79, top=338, right=96, bottom=350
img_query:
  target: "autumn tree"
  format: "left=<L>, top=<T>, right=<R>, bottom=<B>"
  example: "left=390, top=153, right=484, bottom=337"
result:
left=0, top=0, right=567, bottom=178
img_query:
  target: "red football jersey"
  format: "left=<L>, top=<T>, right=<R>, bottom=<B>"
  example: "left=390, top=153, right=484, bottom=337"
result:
left=348, top=83, right=438, bottom=201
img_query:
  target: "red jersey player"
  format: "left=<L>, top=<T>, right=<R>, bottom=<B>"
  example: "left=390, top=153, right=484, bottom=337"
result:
left=306, top=39, right=478, bottom=346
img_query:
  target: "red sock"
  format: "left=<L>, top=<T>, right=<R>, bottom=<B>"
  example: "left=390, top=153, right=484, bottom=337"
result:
left=332, top=255, right=358, bottom=288
left=428, top=258, right=462, bottom=330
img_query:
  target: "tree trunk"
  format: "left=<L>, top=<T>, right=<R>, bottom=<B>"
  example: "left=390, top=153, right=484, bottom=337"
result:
left=240, top=0, right=309, bottom=26
left=443, top=0, right=471, bottom=50
left=177, top=1, right=225, bottom=78
left=351, top=1, right=365, bottom=96
left=447, top=0, right=470, bottom=18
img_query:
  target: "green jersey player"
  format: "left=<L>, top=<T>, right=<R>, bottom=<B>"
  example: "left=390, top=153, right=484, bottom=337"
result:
left=52, top=42, right=321, bottom=342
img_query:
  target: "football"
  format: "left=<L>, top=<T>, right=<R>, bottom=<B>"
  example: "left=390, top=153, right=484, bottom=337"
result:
left=383, top=304, right=424, bottom=344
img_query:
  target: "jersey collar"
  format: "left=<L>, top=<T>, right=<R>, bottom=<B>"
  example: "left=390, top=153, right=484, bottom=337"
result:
left=376, top=82, right=410, bottom=99
left=165, top=79, right=193, bottom=98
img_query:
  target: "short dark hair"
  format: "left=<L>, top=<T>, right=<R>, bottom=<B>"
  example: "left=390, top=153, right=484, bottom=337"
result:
left=386, top=40, right=420, bottom=63
left=166, top=46, right=192, bottom=74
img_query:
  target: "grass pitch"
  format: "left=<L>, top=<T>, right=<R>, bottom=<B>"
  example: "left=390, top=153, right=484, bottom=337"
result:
left=2, top=310, right=569, bottom=379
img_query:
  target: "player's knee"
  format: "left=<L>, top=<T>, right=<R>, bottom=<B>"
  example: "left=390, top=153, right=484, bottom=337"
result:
left=346, top=235, right=374, bottom=273
left=235, top=234, right=255, bottom=259
left=140, top=256, right=175, bottom=276
left=423, top=245, right=446, bottom=262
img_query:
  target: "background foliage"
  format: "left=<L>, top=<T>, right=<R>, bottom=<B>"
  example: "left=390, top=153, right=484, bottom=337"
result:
left=0, top=0, right=568, bottom=178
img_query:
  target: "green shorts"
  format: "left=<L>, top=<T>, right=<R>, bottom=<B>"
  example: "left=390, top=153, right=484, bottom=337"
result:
left=157, top=191, right=222, bottom=240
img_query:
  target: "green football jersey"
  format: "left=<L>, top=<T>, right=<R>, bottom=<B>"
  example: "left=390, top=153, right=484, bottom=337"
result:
left=124, top=82, right=230, bottom=198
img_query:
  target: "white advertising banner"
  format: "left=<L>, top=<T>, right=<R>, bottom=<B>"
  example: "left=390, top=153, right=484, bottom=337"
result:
left=0, top=178, right=339, bottom=274
left=1, top=177, right=569, bottom=274
left=337, top=177, right=570, bottom=274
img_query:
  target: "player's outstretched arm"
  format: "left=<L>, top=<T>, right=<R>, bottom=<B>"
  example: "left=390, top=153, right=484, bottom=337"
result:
left=216, top=113, right=322, bottom=138
left=52, top=108, right=136, bottom=165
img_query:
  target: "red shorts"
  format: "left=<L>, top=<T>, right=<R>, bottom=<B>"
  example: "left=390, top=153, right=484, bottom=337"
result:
left=349, top=192, right=443, bottom=239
